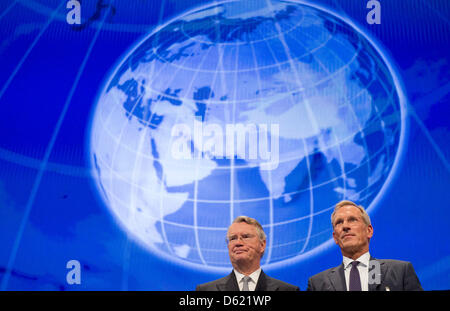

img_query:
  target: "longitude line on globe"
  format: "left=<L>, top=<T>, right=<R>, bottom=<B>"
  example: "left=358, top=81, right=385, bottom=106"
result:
left=329, top=0, right=378, bottom=182
left=227, top=19, right=241, bottom=227
left=339, top=0, right=409, bottom=193
left=286, top=19, right=395, bottom=197
left=130, top=13, right=218, bottom=267
left=98, top=15, right=226, bottom=269
left=102, top=4, right=180, bottom=266
left=0, top=1, right=113, bottom=291
left=330, top=0, right=399, bottom=176
left=168, top=27, right=219, bottom=266
left=264, top=0, right=315, bottom=253
left=247, top=33, right=275, bottom=265
left=159, top=40, right=217, bottom=268
left=119, top=0, right=169, bottom=291
left=285, top=16, right=348, bottom=209
left=258, top=23, right=345, bottom=245
left=290, top=33, right=349, bottom=202
left=312, top=9, right=377, bottom=193
left=105, top=10, right=187, bottom=264
left=191, top=10, right=229, bottom=266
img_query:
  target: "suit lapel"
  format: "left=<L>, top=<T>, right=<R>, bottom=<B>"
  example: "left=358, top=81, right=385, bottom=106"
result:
left=324, top=257, right=388, bottom=291
left=368, top=258, right=387, bottom=291
left=255, top=270, right=268, bottom=291
left=328, top=264, right=346, bottom=291
left=217, top=272, right=240, bottom=291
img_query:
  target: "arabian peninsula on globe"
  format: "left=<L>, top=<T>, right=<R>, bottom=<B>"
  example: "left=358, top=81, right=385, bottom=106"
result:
left=90, top=0, right=404, bottom=271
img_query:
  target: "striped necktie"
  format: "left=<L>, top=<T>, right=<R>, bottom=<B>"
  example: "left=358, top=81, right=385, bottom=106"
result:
left=242, top=276, right=251, bottom=291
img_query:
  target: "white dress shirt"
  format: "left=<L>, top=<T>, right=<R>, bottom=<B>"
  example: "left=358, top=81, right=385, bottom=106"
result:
left=343, top=252, right=371, bottom=291
left=234, top=268, right=262, bottom=291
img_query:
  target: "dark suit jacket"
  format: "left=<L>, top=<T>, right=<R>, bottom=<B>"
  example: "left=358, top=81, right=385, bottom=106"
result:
left=196, top=270, right=299, bottom=291
left=307, top=258, right=423, bottom=291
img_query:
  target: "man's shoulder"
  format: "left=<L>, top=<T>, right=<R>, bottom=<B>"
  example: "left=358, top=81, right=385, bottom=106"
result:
left=308, top=265, right=341, bottom=281
left=374, top=258, right=414, bottom=269
left=195, top=274, right=233, bottom=291
left=373, top=258, right=423, bottom=290
left=264, top=274, right=299, bottom=291
left=376, top=258, right=411, bottom=265
left=306, top=264, right=343, bottom=291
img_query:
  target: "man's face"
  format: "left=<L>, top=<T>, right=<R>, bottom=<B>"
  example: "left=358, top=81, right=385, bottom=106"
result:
left=227, top=222, right=266, bottom=268
left=332, top=205, right=373, bottom=257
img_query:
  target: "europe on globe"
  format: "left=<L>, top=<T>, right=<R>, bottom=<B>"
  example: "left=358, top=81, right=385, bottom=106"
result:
left=89, top=0, right=405, bottom=271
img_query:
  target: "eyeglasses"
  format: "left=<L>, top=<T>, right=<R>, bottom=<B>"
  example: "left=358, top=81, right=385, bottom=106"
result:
left=226, top=233, right=256, bottom=244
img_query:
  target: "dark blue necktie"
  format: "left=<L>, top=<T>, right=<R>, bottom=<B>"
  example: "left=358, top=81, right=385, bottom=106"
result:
left=349, top=261, right=362, bottom=291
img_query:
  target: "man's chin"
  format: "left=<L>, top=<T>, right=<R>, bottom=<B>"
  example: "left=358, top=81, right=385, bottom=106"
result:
left=342, top=243, right=359, bottom=253
left=231, top=254, right=250, bottom=263
left=233, top=253, right=248, bottom=259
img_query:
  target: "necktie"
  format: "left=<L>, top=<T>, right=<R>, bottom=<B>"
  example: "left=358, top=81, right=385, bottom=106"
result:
left=242, top=276, right=251, bottom=291
left=349, top=261, right=362, bottom=291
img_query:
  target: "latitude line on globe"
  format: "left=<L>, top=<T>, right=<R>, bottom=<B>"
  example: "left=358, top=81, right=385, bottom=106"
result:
left=94, top=141, right=395, bottom=208
left=87, top=181, right=380, bottom=234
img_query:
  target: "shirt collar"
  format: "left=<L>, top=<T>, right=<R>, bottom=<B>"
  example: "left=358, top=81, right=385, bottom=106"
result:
left=343, top=252, right=371, bottom=269
left=234, top=267, right=262, bottom=284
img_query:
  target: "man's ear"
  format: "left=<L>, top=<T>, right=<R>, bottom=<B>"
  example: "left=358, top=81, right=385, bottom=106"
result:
left=259, top=238, right=267, bottom=255
left=332, top=230, right=339, bottom=245
left=367, top=224, right=374, bottom=239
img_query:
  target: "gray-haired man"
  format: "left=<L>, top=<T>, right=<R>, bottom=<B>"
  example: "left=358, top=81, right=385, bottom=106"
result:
left=307, top=200, right=423, bottom=291
left=196, top=216, right=299, bottom=291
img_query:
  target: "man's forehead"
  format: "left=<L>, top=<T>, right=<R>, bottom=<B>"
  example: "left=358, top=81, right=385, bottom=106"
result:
left=335, top=205, right=360, bottom=215
left=333, top=206, right=363, bottom=222
left=228, top=222, right=255, bottom=234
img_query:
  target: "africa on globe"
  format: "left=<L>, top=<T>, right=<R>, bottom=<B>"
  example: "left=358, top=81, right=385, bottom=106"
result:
left=89, top=0, right=404, bottom=271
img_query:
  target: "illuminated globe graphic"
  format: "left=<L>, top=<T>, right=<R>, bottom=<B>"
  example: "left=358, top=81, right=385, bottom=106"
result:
left=90, top=0, right=405, bottom=270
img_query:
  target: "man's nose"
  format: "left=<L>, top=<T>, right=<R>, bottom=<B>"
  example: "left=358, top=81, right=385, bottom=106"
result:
left=234, top=238, right=244, bottom=245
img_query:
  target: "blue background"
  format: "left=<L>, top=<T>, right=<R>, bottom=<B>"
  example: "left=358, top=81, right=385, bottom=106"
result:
left=0, top=0, right=448, bottom=290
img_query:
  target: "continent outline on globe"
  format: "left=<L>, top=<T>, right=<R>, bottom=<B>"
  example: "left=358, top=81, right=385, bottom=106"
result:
left=88, top=0, right=407, bottom=272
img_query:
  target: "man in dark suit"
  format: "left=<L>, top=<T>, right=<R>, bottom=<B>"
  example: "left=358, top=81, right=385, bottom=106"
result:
left=307, top=200, right=423, bottom=291
left=196, top=216, right=299, bottom=291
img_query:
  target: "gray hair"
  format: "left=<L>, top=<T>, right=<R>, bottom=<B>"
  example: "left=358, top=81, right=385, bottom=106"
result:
left=331, top=200, right=371, bottom=228
left=229, top=215, right=266, bottom=241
